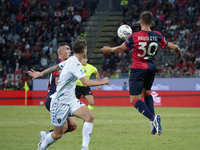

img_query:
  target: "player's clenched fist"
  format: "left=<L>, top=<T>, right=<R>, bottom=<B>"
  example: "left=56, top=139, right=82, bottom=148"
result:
left=101, top=77, right=109, bottom=85
left=174, top=46, right=181, bottom=54
left=101, top=46, right=111, bottom=54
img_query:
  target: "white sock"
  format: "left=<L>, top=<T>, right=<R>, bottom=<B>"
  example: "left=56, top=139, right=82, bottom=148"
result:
left=41, top=132, right=56, bottom=149
left=82, top=122, right=93, bottom=149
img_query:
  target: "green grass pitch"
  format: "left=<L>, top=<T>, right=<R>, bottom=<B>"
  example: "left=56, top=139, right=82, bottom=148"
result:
left=0, top=106, right=200, bottom=150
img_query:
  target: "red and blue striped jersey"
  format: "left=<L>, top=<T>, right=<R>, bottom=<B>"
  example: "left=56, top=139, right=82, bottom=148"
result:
left=124, top=30, right=168, bottom=70
left=48, top=59, right=63, bottom=94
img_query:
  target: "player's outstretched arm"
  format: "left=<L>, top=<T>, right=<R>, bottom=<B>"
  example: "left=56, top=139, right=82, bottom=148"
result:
left=166, top=42, right=181, bottom=54
left=101, top=43, right=127, bottom=54
left=28, top=69, right=43, bottom=79
left=80, top=76, right=109, bottom=87
left=28, top=64, right=61, bottom=79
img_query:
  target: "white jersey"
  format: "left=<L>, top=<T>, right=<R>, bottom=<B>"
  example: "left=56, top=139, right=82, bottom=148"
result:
left=50, top=56, right=86, bottom=104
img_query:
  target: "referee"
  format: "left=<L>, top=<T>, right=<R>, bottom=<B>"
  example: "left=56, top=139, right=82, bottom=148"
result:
left=75, top=56, right=101, bottom=111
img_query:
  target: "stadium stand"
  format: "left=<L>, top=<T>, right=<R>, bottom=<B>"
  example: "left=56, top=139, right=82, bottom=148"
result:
left=0, top=0, right=200, bottom=90
left=0, top=0, right=95, bottom=90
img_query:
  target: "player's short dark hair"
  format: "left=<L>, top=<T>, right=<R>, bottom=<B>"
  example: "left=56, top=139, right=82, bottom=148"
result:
left=72, top=39, right=87, bottom=54
left=140, top=11, right=153, bottom=25
left=56, top=42, right=68, bottom=51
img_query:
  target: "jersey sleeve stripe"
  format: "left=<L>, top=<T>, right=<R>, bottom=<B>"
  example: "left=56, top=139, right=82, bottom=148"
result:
left=124, top=42, right=130, bottom=50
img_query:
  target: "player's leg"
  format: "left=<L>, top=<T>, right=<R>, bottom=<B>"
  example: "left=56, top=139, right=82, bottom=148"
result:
left=64, top=116, right=77, bottom=133
left=40, top=94, right=70, bottom=142
left=85, top=95, right=94, bottom=111
left=38, top=126, right=63, bottom=150
left=143, top=69, right=156, bottom=115
left=72, top=100, right=94, bottom=150
left=142, top=88, right=154, bottom=115
left=84, top=87, right=94, bottom=111
left=39, top=94, right=52, bottom=143
left=143, top=70, right=162, bottom=135
left=43, top=117, right=77, bottom=142
left=46, top=117, right=77, bottom=134
left=142, top=88, right=157, bottom=135
left=129, top=69, right=155, bottom=121
left=38, top=102, right=70, bottom=149
left=75, top=85, right=83, bottom=99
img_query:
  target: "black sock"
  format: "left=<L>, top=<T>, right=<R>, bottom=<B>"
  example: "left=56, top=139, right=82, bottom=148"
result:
left=144, top=95, right=155, bottom=115
left=134, top=100, right=154, bottom=120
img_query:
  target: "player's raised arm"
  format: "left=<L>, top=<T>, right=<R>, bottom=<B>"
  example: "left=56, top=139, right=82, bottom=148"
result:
left=166, top=42, right=181, bottom=54
left=80, top=76, right=109, bottom=87
left=28, top=64, right=61, bottom=79
left=101, top=43, right=127, bottom=54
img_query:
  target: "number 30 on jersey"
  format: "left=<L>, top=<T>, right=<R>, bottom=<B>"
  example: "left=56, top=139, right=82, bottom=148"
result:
left=138, top=42, right=158, bottom=58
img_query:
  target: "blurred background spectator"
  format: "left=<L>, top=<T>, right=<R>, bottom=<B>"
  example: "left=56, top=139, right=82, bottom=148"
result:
left=0, top=0, right=92, bottom=90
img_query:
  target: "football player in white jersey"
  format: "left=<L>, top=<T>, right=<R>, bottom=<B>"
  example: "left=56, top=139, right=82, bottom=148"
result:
left=29, top=40, right=109, bottom=150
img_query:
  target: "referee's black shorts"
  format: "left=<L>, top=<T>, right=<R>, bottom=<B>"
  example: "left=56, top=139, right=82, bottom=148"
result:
left=75, top=86, right=93, bottom=99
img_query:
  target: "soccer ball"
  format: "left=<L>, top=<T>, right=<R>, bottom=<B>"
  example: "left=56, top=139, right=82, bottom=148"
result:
left=117, top=24, right=132, bottom=40
left=40, top=101, right=44, bottom=106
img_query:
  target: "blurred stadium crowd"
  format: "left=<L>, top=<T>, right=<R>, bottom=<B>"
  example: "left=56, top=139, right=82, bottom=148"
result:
left=101, top=0, right=200, bottom=79
left=0, top=0, right=93, bottom=90
left=0, top=0, right=200, bottom=90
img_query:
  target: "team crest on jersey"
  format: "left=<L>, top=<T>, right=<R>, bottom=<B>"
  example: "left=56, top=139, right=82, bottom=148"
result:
left=57, top=118, right=61, bottom=123
left=77, top=64, right=80, bottom=66
left=84, top=70, right=86, bottom=73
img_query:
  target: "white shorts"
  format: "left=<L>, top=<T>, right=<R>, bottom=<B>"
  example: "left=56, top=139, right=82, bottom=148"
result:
left=50, top=98, right=85, bottom=126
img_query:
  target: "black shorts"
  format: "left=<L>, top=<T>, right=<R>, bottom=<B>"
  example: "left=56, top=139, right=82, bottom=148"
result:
left=129, top=68, right=155, bottom=95
left=75, top=86, right=93, bottom=99
left=45, top=92, right=52, bottom=112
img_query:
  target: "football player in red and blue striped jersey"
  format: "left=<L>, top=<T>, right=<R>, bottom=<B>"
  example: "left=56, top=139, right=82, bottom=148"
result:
left=101, top=11, right=180, bottom=136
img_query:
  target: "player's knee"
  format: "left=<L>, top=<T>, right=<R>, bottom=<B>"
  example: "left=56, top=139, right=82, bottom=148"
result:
left=89, top=101, right=94, bottom=106
left=68, top=125, right=77, bottom=132
left=130, top=98, right=140, bottom=107
left=143, top=91, right=151, bottom=98
left=86, top=113, right=94, bottom=122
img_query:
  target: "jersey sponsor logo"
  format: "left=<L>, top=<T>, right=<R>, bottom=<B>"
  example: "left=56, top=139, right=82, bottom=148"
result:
left=151, top=91, right=161, bottom=106
left=151, top=84, right=169, bottom=90
left=77, top=64, right=80, bottom=66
